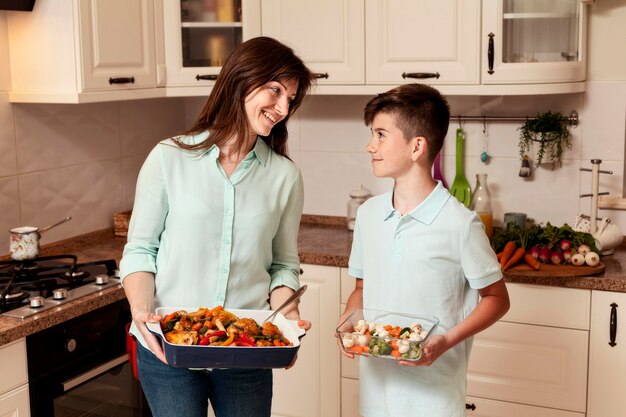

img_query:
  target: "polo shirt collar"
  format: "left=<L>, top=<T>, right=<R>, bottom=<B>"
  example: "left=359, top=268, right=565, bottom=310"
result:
left=383, top=181, right=451, bottom=225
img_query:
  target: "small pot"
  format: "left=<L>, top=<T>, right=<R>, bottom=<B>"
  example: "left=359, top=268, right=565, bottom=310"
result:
left=9, top=217, right=72, bottom=261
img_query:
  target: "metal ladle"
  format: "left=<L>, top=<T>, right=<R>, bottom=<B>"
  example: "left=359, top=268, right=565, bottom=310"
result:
left=263, top=284, right=308, bottom=323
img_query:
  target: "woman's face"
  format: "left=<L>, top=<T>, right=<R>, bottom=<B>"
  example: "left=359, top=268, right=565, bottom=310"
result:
left=244, top=79, right=299, bottom=137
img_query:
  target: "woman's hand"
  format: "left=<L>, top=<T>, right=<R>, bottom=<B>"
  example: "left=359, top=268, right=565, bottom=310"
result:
left=132, top=308, right=168, bottom=364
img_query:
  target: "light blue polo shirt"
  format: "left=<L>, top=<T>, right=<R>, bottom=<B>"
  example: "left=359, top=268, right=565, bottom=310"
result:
left=120, top=131, right=303, bottom=349
left=349, top=181, right=502, bottom=417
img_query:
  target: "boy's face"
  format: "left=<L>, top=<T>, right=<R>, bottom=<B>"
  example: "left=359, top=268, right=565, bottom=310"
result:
left=366, top=112, right=417, bottom=179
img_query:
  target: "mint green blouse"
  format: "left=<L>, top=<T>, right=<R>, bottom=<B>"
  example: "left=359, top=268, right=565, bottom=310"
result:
left=120, top=132, right=303, bottom=346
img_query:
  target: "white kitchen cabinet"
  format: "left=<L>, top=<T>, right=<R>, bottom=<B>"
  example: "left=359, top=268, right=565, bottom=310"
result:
left=163, top=0, right=261, bottom=94
left=7, top=0, right=161, bottom=103
left=340, top=378, right=360, bottom=417
left=481, top=0, right=587, bottom=92
left=261, top=0, right=364, bottom=85
left=587, top=290, right=626, bottom=417
left=272, top=264, right=341, bottom=417
left=366, top=0, right=480, bottom=86
left=466, top=396, right=584, bottom=417
left=468, top=283, right=590, bottom=414
left=0, top=339, right=30, bottom=417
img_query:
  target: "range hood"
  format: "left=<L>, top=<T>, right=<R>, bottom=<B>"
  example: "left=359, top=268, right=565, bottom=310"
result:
left=0, top=0, right=36, bottom=11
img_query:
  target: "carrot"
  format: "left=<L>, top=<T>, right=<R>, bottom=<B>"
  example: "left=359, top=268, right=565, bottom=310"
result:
left=524, top=253, right=541, bottom=270
left=503, top=248, right=526, bottom=270
left=496, top=252, right=503, bottom=262
left=391, top=349, right=401, bottom=358
left=391, top=340, right=398, bottom=350
left=500, top=241, right=517, bottom=268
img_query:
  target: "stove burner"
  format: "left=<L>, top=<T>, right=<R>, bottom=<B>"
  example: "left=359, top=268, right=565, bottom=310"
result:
left=15, top=261, right=39, bottom=272
left=2, top=286, right=25, bottom=300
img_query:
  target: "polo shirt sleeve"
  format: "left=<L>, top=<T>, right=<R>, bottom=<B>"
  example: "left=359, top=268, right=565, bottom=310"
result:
left=268, top=169, right=304, bottom=293
left=460, top=214, right=502, bottom=289
left=348, top=212, right=364, bottom=279
left=119, top=144, right=168, bottom=283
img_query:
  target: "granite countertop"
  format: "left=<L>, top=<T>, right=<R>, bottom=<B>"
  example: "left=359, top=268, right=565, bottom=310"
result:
left=2, top=215, right=626, bottom=346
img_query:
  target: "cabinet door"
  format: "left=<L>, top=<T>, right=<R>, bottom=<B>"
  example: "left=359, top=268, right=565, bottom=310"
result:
left=588, top=291, right=626, bottom=417
left=272, top=264, right=341, bottom=417
left=163, top=0, right=261, bottom=87
left=79, top=0, right=157, bottom=90
left=481, top=0, right=587, bottom=84
left=366, top=0, right=480, bottom=85
left=341, top=378, right=361, bottom=417
left=0, top=386, right=30, bottom=417
left=465, top=396, right=584, bottom=417
left=0, top=339, right=28, bottom=394
left=467, top=321, right=588, bottom=413
left=261, top=0, right=364, bottom=84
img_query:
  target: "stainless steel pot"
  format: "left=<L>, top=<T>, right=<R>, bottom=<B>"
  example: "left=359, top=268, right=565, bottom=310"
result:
left=9, top=217, right=72, bottom=260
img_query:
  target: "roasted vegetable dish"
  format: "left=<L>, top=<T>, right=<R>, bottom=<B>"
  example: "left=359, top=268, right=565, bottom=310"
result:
left=160, top=306, right=292, bottom=347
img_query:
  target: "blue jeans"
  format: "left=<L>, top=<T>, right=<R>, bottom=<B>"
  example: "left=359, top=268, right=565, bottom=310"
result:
left=136, top=344, right=273, bottom=417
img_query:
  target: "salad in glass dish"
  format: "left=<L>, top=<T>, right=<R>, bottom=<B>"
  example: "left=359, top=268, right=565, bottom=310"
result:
left=336, top=308, right=439, bottom=362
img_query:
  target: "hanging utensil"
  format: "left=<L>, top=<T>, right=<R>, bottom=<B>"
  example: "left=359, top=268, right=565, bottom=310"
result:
left=450, top=127, right=471, bottom=207
left=262, top=285, right=308, bottom=324
left=433, top=152, right=448, bottom=188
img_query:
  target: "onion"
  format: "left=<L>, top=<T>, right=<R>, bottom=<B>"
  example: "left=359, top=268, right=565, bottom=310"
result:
left=585, top=252, right=600, bottom=267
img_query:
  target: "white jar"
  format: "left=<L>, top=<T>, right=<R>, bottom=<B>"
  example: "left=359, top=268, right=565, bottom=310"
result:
left=346, top=185, right=372, bottom=230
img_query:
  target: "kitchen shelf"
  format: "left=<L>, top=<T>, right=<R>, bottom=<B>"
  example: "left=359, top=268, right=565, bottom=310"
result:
left=450, top=110, right=579, bottom=127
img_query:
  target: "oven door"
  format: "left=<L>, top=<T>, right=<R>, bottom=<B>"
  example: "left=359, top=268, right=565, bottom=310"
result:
left=32, top=354, right=151, bottom=417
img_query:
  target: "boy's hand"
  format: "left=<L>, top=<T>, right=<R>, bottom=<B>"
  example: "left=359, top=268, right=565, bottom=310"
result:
left=398, top=334, right=448, bottom=367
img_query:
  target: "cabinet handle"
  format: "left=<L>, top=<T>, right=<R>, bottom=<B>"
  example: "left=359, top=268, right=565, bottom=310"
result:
left=487, top=33, right=495, bottom=74
left=465, top=403, right=476, bottom=410
left=402, top=72, right=440, bottom=80
left=196, top=74, right=219, bottom=81
left=313, top=72, right=329, bottom=79
left=109, top=77, right=135, bottom=85
left=609, top=302, right=618, bottom=347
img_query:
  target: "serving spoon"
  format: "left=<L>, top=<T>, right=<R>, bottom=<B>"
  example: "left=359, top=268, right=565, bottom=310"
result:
left=263, top=284, right=308, bottom=324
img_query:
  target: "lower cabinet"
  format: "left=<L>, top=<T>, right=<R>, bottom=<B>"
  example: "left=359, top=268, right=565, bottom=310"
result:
left=272, top=264, right=341, bottom=417
left=466, top=396, right=584, bottom=417
left=0, top=338, right=30, bottom=417
left=587, top=290, right=626, bottom=417
left=340, top=378, right=360, bottom=417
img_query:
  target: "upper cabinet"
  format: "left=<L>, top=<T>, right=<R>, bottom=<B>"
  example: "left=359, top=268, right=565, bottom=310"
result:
left=163, top=0, right=261, bottom=94
left=481, top=0, right=587, bottom=93
left=259, top=0, right=588, bottom=95
left=7, top=0, right=161, bottom=103
left=260, top=0, right=364, bottom=85
left=366, top=0, right=480, bottom=86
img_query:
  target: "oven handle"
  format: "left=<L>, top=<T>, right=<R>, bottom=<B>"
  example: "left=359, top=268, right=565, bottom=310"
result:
left=62, top=354, right=129, bottom=392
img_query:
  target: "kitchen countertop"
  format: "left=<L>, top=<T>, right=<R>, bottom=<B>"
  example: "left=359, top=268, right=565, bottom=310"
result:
left=2, top=215, right=626, bottom=346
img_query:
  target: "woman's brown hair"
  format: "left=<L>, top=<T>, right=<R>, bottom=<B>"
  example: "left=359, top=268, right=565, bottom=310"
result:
left=176, top=37, right=314, bottom=158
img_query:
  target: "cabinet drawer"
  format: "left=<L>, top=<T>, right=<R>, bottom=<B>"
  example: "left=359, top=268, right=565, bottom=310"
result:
left=0, top=385, right=30, bottom=417
left=466, top=396, right=584, bottom=417
left=468, top=321, right=588, bottom=412
left=0, top=339, right=28, bottom=393
left=502, top=283, right=590, bottom=330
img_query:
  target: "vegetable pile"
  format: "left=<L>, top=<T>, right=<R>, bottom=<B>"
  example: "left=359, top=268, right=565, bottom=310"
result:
left=160, top=306, right=292, bottom=347
left=340, top=319, right=428, bottom=360
left=493, top=221, right=600, bottom=271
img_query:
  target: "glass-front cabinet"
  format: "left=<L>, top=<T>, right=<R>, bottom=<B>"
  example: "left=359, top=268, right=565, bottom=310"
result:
left=163, top=0, right=261, bottom=88
left=482, top=0, right=587, bottom=84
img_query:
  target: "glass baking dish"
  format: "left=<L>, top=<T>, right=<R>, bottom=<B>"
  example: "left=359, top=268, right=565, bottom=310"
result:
left=336, top=308, right=439, bottom=362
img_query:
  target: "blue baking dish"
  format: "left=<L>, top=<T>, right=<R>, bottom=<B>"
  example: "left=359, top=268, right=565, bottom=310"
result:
left=146, top=307, right=306, bottom=368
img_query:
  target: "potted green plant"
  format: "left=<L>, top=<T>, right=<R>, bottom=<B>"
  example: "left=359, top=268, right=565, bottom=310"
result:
left=518, top=111, right=572, bottom=169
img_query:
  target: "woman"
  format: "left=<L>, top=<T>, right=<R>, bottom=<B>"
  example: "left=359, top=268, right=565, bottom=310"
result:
left=119, top=36, right=314, bottom=417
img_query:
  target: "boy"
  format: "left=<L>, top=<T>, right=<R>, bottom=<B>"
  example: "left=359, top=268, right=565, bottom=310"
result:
left=339, top=84, right=510, bottom=417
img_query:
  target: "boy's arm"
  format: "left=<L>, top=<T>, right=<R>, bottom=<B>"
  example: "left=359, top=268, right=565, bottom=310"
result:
left=402, top=278, right=510, bottom=366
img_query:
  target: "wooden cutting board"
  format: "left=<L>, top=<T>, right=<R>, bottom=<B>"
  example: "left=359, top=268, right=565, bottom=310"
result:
left=505, top=262, right=605, bottom=278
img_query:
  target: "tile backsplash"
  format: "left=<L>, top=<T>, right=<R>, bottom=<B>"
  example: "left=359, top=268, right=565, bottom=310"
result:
left=1, top=80, right=626, bottom=254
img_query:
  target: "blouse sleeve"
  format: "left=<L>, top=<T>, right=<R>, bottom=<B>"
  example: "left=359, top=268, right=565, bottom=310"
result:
left=119, top=144, right=168, bottom=283
left=268, top=169, right=304, bottom=293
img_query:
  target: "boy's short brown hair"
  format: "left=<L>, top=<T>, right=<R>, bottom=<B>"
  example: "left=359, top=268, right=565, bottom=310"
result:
left=363, top=84, right=450, bottom=163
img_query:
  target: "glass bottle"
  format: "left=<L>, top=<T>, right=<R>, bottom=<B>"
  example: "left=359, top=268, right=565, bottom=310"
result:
left=470, top=174, right=493, bottom=239
left=346, top=185, right=372, bottom=231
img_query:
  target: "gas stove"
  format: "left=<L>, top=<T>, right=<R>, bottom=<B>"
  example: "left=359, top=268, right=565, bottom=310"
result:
left=0, top=254, right=120, bottom=319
